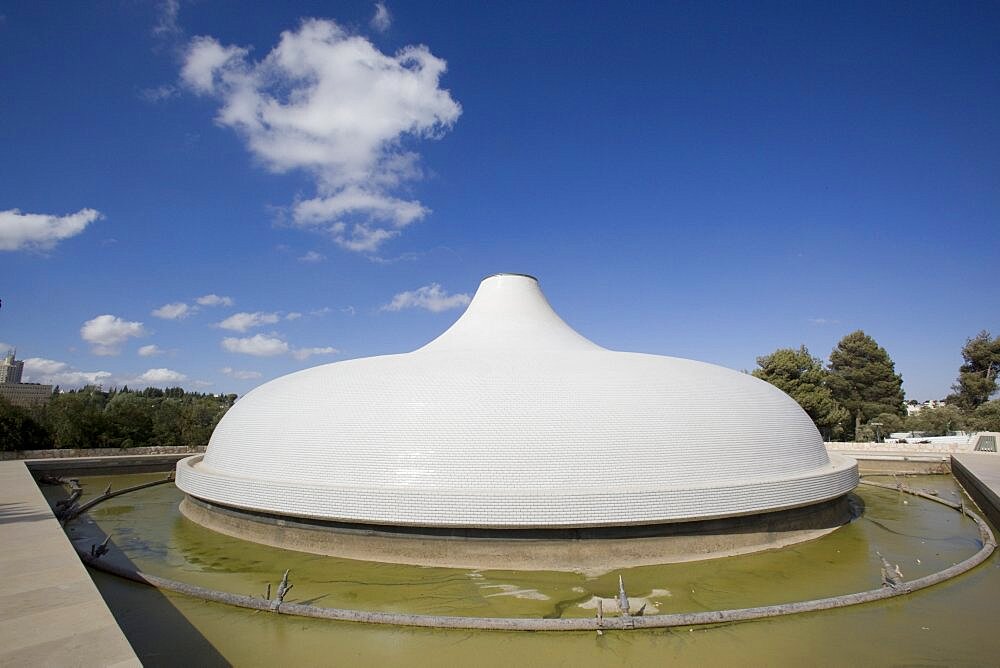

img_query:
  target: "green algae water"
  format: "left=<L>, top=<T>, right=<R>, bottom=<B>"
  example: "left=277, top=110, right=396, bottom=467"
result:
left=56, top=475, right=1000, bottom=667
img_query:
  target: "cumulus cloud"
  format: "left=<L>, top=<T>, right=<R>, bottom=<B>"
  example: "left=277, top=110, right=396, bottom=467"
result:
left=137, top=344, right=165, bottom=357
left=221, top=366, right=262, bottom=380
left=152, top=302, right=193, bottom=319
left=80, top=315, right=147, bottom=355
left=221, top=334, right=290, bottom=356
left=285, top=312, right=302, bottom=320
left=22, top=358, right=185, bottom=389
left=298, top=250, right=326, bottom=263
left=0, top=208, right=102, bottom=252
left=180, top=19, right=460, bottom=253
left=22, top=358, right=112, bottom=388
left=382, top=283, right=470, bottom=313
left=137, top=368, right=187, bottom=384
left=216, top=311, right=281, bottom=332
left=196, top=293, right=234, bottom=307
left=291, top=346, right=339, bottom=360
left=371, top=2, right=392, bottom=32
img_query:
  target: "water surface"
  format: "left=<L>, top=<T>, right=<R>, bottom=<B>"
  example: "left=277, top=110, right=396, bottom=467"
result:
left=55, top=475, right=1000, bottom=666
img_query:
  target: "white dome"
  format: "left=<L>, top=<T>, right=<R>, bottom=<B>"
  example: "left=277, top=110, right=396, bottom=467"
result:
left=177, top=273, right=857, bottom=528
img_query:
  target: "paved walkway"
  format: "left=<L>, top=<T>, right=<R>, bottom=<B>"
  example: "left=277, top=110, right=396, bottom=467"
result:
left=952, top=453, right=1000, bottom=525
left=0, top=461, right=140, bottom=667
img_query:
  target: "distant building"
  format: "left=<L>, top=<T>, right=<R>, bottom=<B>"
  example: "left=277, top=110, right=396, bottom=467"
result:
left=0, top=350, right=52, bottom=408
left=905, top=399, right=946, bottom=416
left=0, top=350, right=24, bottom=383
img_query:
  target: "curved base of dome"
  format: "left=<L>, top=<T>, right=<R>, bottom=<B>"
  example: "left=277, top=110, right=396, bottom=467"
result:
left=179, top=493, right=859, bottom=574
left=175, top=454, right=859, bottom=528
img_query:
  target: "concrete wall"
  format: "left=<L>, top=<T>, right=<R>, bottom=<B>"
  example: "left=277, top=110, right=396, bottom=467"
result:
left=826, top=441, right=973, bottom=454
left=1, top=445, right=205, bottom=461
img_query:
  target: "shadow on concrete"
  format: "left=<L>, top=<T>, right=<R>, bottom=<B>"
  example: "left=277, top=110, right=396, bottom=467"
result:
left=0, top=501, right=54, bottom=525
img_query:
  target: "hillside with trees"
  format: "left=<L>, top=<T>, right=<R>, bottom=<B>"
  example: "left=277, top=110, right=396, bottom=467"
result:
left=0, top=386, right=236, bottom=451
left=754, top=330, right=1000, bottom=441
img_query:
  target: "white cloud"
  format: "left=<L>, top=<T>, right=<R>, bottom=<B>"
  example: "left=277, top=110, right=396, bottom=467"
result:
left=196, top=293, right=234, bottom=307
left=371, top=2, right=392, bottom=32
left=153, top=0, right=181, bottom=36
left=221, top=334, right=289, bottom=356
left=22, top=358, right=112, bottom=388
left=291, top=346, right=339, bottom=360
left=298, top=250, right=326, bottom=263
left=221, top=366, right=262, bottom=380
left=139, top=84, right=178, bottom=103
left=807, top=317, right=841, bottom=325
left=137, top=368, right=187, bottom=384
left=0, top=208, right=102, bottom=252
left=293, top=186, right=428, bottom=252
left=216, top=311, right=281, bottom=332
left=180, top=19, right=460, bottom=253
left=80, top=315, right=147, bottom=355
left=152, top=301, right=193, bottom=319
left=137, top=344, right=165, bottom=357
left=381, top=283, right=470, bottom=313
left=285, top=312, right=302, bottom=320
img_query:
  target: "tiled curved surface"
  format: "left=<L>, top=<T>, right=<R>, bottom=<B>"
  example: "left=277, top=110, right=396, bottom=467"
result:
left=177, top=453, right=857, bottom=527
left=178, top=274, right=859, bottom=528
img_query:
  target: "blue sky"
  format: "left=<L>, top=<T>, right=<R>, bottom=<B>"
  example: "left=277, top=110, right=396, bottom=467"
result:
left=1, top=1, right=997, bottom=400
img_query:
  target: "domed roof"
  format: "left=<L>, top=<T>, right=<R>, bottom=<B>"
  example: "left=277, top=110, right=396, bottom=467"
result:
left=177, top=273, right=857, bottom=528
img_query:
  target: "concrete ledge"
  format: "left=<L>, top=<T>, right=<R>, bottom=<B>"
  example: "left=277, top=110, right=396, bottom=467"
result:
left=952, top=453, right=1000, bottom=527
left=25, top=454, right=189, bottom=477
left=2, top=446, right=205, bottom=461
left=0, top=461, right=140, bottom=667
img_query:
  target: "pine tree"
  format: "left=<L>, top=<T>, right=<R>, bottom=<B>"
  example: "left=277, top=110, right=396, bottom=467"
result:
left=947, top=331, right=1000, bottom=410
left=827, top=331, right=905, bottom=440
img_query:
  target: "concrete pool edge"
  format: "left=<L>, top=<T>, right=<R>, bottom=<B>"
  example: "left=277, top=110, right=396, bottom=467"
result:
left=69, top=476, right=996, bottom=632
left=0, top=460, right=141, bottom=667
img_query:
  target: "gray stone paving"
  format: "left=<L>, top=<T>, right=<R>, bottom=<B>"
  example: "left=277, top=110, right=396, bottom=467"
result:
left=0, top=461, right=140, bottom=667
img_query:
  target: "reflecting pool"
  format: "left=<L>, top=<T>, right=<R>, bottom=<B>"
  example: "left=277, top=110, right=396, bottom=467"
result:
left=53, top=474, right=1000, bottom=667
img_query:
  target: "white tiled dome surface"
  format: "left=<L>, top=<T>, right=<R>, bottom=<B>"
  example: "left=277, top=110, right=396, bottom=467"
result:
left=177, top=274, right=858, bottom=528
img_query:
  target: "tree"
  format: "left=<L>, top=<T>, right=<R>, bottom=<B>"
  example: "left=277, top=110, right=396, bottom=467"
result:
left=0, top=399, right=51, bottom=450
left=967, top=400, right=1000, bottom=432
left=865, top=412, right=905, bottom=442
left=104, top=392, right=154, bottom=448
left=44, top=387, right=109, bottom=448
left=904, top=404, right=966, bottom=436
left=948, top=331, right=1000, bottom=411
left=753, top=345, right=848, bottom=439
left=827, top=331, right=905, bottom=441
left=180, top=396, right=228, bottom=446
left=151, top=398, right=185, bottom=447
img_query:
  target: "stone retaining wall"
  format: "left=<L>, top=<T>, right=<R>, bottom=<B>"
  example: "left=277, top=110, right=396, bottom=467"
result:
left=825, top=441, right=972, bottom=454
left=0, top=445, right=206, bottom=461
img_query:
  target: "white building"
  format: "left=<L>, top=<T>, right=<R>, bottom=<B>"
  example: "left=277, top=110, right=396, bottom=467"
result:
left=177, top=274, right=857, bottom=532
left=0, top=350, right=52, bottom=408
left=0, top=350, right=24, bottom=384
